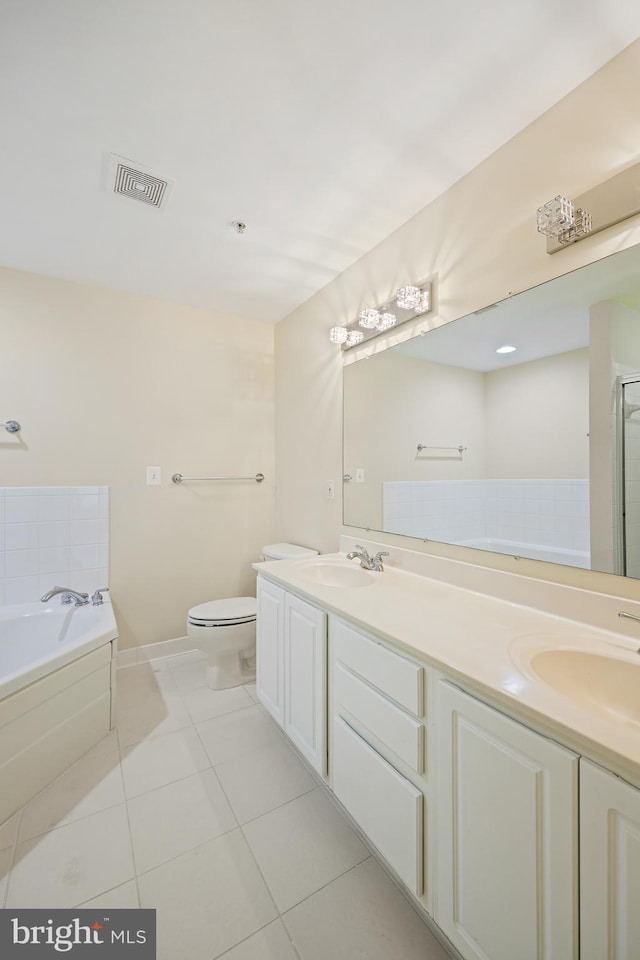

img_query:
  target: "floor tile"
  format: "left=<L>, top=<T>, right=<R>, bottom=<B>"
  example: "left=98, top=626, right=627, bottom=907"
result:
left=283, top=858, right=451, bottom=960
left=87, top=728, right=120, bottom=757
left=182, top=683, right=253, bottom=724
left=216, top=737, right=315, bottom=824
left=0, top=848, right=13, bottom=908
left=127, top=769, right=237, bottom=874
left=19, top=746, right=124, bottom=841
left=0, top=813, right=20, bottom=851
left=138, top=829, right=277, bottom=960
left=218, top=920, right=299, bottom=960
left=7, top=804, right=135, bottom=908
left=121, top=728, right=210, bottom=799
left=244, top=788, right=369, bottom=911
left=78, top=879, right=140, bottom=909
left=167, top=658, right=207, bottom=693
left=116, top=662, right=177, bottom=709
left=244, top=682, right=259, bottom=703
left=196, top=704, right=282, bottom=767
left=117, top=691, right=193, bottom=747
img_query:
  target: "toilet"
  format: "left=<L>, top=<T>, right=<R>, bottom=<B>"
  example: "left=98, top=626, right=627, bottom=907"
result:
left=187, top=542, right=318, bottom=690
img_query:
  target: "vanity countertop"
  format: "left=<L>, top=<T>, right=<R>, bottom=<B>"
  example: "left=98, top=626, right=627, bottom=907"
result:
left=254, top=552, right=640, bottom=788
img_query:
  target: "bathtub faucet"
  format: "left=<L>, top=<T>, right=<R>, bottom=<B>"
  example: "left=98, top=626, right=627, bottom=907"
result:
left=40, top=586, right=90, bottom=606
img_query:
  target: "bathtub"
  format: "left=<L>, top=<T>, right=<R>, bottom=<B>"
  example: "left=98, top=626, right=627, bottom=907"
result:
left=0, top=600, right=118, bottom=824
left=456, top=537, right=591, bottom=569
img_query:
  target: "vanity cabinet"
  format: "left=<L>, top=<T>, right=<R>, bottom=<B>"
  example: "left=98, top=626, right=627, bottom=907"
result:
left=436, top=681, right=578, bottom=960
left=330, top=618, right=427, bottom=899
left=256, top=577, right=327, bottom=775
left=580, top=759, right=640, bottom=959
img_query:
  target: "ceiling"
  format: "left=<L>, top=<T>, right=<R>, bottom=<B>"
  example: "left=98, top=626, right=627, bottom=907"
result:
left=1, top=1, right=640, bottom=324
left=394, top=242, right=640, bottom=371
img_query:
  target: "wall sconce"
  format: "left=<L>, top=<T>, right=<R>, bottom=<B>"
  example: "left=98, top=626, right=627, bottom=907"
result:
left=536, top=157, right=640, bottom=254
left=329, top=280, right=432, bottom=349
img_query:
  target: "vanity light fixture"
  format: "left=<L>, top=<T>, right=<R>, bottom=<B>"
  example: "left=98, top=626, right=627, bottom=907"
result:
left=537, top=157, right=640, bottom=254
left=496, top=344, right=516, bottom=354
left=329, top=279, right=433, bottom=350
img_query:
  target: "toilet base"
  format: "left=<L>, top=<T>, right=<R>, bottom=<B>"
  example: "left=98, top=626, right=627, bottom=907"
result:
left=204, top=649, right=256, bottom=690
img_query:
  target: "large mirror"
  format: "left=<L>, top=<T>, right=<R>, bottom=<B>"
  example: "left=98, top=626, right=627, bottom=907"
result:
left=343, top=244, right=640, bottom=578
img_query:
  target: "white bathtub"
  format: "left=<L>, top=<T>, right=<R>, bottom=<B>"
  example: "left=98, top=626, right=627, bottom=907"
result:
left=456, top=537, right=591, bottom=569
left=0, top=600, right=118, bottom=824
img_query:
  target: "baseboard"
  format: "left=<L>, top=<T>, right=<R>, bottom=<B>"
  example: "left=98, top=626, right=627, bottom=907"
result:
left=116, top=636, right=196, bottom=669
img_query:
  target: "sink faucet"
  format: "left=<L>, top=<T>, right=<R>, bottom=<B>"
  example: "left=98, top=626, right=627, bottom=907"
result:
left=40, top=586, right=90, bottom=606
left=346, top=545, right=389, bottom=571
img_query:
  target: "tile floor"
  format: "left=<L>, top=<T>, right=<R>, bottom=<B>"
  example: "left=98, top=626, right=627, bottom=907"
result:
left=0, top=651, right=452, bottom=960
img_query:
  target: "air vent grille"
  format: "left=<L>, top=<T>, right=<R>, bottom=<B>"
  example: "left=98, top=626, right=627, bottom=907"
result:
left=113, top=163, right=168, bottom=208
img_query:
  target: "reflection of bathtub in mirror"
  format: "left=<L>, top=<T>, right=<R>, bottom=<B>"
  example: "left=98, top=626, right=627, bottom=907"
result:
left=343, top=242, right=640, bottom=578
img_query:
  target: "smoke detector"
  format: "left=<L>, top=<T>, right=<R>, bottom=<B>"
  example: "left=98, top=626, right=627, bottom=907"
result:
left=106, top=153, right=174, bottom=209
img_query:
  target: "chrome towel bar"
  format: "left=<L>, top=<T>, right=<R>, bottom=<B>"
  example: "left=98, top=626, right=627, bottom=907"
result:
left=416, top=443, right=466, bottom=454
left=172, top=473, right=265, bottom=484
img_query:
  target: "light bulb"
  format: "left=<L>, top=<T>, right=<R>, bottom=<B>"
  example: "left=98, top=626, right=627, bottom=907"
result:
left=396, top=285, right=422, bottom=310
left=496, top=345, right=516, bottom=354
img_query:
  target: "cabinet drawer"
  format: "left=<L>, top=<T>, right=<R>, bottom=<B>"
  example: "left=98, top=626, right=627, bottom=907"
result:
left=332, top=619, right=424, bottom=716
left=334, top=663, right=424, bottom=773
left=333, top=717, right=423, bottom=895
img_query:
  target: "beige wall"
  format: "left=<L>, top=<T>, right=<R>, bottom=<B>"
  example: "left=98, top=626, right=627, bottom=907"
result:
left=0, top=267, right=275, bottom=648
left=343, top=353, right=486, bottom=529
left=275, top=39, right=640, bottom=599
left=485, top=348, right=589, bottom=479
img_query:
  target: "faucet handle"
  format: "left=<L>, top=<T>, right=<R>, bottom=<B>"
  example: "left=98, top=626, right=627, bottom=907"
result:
left=374, top=551, right=389, bottom=559
left=91, top=587, right=109, bottom=605
left=353, top=544, right=369, bottom=556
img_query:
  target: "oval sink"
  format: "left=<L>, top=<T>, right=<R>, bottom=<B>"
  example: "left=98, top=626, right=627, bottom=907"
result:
left=296, top=560, right=376, bottom=589
left=529, top=649, right=640, bottom=727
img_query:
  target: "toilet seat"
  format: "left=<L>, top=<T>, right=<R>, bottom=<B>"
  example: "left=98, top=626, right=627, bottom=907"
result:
left=188, top=596, right=257, bottom=628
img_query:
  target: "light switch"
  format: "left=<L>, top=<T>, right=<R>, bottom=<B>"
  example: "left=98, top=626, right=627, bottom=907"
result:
left=356, top=468, right=365, bottom=483
left=146, top=466, right=162, bottom=485
left=327, top=480, right=335, bottom=500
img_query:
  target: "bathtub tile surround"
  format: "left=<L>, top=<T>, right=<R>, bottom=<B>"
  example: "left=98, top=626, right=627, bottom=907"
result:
left=383, top=479, right=590, bottom=566
left=0, top=652, right=449, bottom=960
left=0, top=486, right=109, bottom=605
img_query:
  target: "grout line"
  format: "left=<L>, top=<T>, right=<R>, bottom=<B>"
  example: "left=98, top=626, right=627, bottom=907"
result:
left=279, top=856, right=373, bottom=919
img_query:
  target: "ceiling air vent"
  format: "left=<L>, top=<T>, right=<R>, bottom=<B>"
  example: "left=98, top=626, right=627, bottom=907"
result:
left=113, top=162, right=168, bottom=208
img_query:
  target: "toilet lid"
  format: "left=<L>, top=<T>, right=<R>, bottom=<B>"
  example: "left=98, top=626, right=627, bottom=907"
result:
left=188, top=597, right=257, bottom=624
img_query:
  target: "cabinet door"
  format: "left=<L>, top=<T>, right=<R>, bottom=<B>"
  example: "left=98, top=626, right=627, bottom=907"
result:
left=580, top=759, right=640, bottom=960
left=284, top=593, right=327, bottom=775
left=436, top=682, right=578, bottom=960
left=256, top=578, right=285, bottom=727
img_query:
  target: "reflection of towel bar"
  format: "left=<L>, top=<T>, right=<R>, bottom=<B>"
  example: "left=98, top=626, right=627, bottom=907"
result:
left=172, top=473, right=265, bottom=484
left=417, top=444, right=466, bottom=454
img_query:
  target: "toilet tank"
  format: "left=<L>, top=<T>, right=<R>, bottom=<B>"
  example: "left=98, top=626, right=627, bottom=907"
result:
left=260, top=542, right=318, bottom=561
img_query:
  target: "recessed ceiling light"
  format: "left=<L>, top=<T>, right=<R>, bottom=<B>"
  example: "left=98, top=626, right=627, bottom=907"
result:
left=496, top=345, right=516, bottom=354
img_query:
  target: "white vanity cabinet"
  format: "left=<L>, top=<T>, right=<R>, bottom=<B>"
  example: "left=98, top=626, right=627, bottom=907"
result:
left=580, top=759, right=640, bottom=959
left=256, top=576, right=327, bottom=775
left=435, top=681, right=578, bottom=960
left=330, top=618, right=427, bottom=899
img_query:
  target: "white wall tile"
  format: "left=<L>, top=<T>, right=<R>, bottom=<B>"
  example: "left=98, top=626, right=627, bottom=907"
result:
left=0, top=486, right=109, bottom=605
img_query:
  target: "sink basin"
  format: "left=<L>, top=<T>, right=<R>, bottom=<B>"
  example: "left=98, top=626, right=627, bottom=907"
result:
left=295, top=560, right=376, bottom=589
left=528, top=648, right=640, bottom=727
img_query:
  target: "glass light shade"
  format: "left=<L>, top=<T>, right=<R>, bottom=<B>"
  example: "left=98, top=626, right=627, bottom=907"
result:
left=358, top=308, right=380, bottom=329
left=377, top=312, right=397, bottom=330
left=329, top=326, right=348, bottom=344
left=496, top=344, right=516, bottom=354
left=415, top=289, right=430, bottom=314
left=536, top=195, right=574, bottom=237
left=396, top=285, right=422, bottom=310
left=346, top=329, right=364, bottom=346
left=557, top=207, right=593, bottom=246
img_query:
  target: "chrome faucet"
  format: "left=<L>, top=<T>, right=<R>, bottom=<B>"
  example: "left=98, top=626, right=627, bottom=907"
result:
left=40, top=586, right=90, bottom=606
left=346, top=545, right=389, bottom=571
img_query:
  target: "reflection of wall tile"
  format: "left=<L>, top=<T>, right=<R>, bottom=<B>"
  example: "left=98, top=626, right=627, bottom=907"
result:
left=0, top=486, right=109, bottom=605
left=383, top=478, right=590, bottom=560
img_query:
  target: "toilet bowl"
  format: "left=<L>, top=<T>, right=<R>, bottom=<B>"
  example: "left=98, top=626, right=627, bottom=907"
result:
left=187, top=542, right=318, bottom=690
